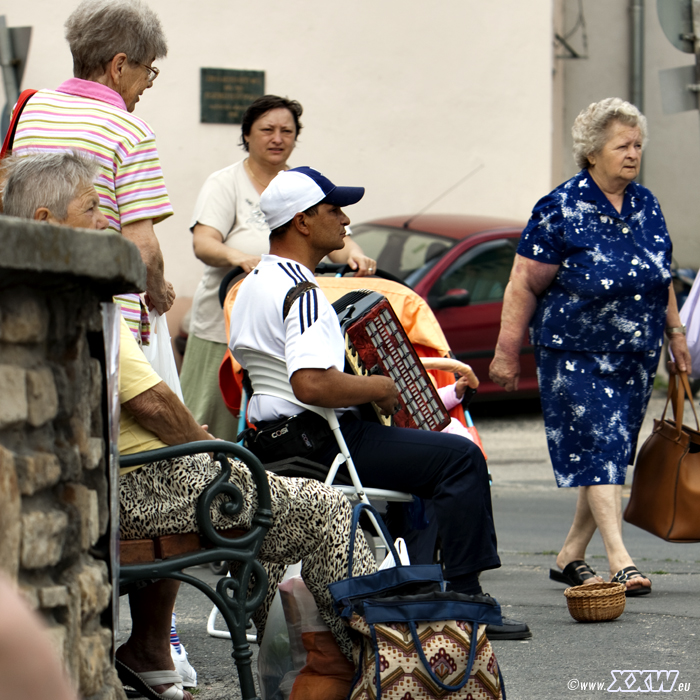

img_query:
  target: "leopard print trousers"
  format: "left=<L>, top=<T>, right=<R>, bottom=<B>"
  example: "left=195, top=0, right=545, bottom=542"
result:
left=119, top=454, right=376, bottom=658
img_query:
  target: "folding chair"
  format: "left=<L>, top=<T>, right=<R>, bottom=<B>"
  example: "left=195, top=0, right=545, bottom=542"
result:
left=210, top=272, right=480, bottom=639
left=238, top=347, right=414, bottom=513
left=205, top=348, right=412, bottom=641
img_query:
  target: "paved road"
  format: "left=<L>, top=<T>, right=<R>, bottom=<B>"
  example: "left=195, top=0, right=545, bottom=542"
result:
left=476, top=391, right=700, bottom=699
left=119, top=390, right=700, bottom=699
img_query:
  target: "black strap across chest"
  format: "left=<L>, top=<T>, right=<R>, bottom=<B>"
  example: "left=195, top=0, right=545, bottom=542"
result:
left=282, top=281, right=318, bottom=321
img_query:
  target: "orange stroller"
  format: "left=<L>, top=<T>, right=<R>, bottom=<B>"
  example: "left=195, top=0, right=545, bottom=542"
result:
left=218, top=269, right=486, bottom=459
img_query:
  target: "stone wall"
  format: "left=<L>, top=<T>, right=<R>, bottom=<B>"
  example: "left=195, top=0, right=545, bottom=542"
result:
left=0, top=216, right=145, bottom=699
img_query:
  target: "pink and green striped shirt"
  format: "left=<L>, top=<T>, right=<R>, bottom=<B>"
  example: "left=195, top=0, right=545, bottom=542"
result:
left=13, top=79, right=173, bottom=343
left=12, top=78, right=173, bottom=232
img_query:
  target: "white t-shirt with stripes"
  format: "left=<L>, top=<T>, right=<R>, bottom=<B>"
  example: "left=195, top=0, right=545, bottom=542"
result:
left=229, top=255, right=345, bottom=422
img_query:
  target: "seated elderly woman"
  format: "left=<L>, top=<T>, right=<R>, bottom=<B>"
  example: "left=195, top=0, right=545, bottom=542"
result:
left=3, top=152, right=376, bottom=700
left=115, top=317, right=376, bottom=700
left=2, top=151, right=108, bottom=230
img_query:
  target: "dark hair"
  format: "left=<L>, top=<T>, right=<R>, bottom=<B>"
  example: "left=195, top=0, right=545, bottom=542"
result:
left=240, top=95, right=303, bottom=151
left=268, top=203, right=319, bottom=241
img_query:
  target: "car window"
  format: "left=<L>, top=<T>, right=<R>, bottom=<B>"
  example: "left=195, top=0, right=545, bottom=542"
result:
left=351, top=226, right=455, bottom=280
left=429, top=238, right=518, bottom=305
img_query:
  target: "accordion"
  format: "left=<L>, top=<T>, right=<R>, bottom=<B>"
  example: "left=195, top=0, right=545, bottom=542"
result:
left=333, top=290, right=450, bottom=431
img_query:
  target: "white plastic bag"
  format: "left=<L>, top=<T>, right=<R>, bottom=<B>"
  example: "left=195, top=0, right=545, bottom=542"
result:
left=679, top=276, right=700, bottom=379
left=258, top=562, right=302, bottom=700
left=142, top=309, right=184, bottom=400
left=377, top=537, right=410, bottom=570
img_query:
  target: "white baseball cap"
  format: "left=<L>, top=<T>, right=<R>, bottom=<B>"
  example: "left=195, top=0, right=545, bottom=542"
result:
left=260, top=166, right=365, bottom=230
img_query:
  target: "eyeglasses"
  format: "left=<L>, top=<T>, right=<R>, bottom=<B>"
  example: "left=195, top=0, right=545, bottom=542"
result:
left=138, top=63, right=160, bottom=82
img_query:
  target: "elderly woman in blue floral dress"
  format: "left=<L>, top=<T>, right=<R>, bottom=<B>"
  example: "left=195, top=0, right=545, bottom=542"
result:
left=490, top=98, right=691, bottom=596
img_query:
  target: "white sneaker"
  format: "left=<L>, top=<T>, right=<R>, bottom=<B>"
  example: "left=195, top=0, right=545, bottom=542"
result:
left=170, top=642, right=197, bottom=688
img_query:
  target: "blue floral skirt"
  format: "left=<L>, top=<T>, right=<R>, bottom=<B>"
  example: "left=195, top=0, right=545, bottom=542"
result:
left=535, top=347, right=659, bottom=487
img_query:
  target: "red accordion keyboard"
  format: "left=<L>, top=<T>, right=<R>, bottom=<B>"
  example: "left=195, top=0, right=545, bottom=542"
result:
left=333, top=290, right=450, bottom=431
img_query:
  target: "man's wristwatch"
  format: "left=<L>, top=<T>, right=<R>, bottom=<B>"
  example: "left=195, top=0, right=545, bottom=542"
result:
left=665, top=325, right=686, bottom=338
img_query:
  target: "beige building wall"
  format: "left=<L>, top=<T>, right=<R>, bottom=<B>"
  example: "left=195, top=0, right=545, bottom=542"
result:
left=552, top=0, right=567, bottom=187
left=557, top=0, right=700, bottom=268
left=3, top=0, right=554, bottom=298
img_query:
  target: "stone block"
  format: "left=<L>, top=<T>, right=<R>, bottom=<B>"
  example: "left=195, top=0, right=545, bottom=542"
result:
left=61, top=575, right=81, bottom=687
left=82, top=468, right=110, bottom=536
left=53, top=357, right=90, bottom=422
left=26, top=367, right=59, bottom=427
left=18, top=584, right=39, bottom=610
left=55, top=441, right=82, bottom=482
left=70, top=414, right=88, bottom=453
left=52, top=365, right=73, bottom=418
left=20, top=509, right=69, bottom=569
left=0, top=364, right=27, bottom=428
left=85, top=438, right=104, bottom=470
left=15, top=452, right=62, bottom=496
left=89, top=358, right=102, bottom=411
left=45, top=623, right=68, bottom=669
left=70, top=415, right=103, bottom=471
left=0, top=446, right=20, bottom=578
left=75, top=560, right=111, bottom=622
left=61, top=484, right=100, bottom=549
left=0, top=217, right=146, bottom=292
left=79, top=629, right=112, bottom=697
left=39, top=584, right=70, bottom=608
left=99, top=664, right=129, bottom=700
left=0, top=293, right=47, bottom=343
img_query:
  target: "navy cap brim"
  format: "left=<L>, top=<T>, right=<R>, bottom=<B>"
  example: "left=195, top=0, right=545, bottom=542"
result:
left=323, top=185, right=365, bottom=207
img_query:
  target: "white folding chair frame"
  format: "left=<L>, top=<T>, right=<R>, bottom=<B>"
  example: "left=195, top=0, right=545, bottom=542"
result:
left=239, top=348, right=412, bottom=532
left=206, top=584, right=257, bottom=643
left=206, top=348, right=413, bottom=641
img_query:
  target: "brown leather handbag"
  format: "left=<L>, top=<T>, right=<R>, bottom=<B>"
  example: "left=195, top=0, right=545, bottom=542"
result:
left=624, top=372, right=700, bottom=542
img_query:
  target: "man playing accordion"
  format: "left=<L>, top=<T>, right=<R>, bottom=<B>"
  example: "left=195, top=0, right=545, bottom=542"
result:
left=228, top=166, right=529, bottom=640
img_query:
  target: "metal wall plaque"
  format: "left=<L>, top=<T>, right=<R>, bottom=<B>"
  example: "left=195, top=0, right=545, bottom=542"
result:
left=200, top=68, right=265, bottom=124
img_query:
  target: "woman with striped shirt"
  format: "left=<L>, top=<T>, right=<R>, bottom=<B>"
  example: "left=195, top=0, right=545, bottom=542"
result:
left=12, top=0, right=175, bottom=340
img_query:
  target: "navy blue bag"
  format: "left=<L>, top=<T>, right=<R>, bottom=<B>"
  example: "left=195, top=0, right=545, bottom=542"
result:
left=329, top=503, right=505, bottom=699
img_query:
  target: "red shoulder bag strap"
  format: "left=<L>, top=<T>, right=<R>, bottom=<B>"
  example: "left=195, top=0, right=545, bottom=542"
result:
left=1, top=88, right=38, bottom=159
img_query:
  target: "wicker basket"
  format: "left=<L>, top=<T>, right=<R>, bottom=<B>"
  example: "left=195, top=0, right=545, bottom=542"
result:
left=564, top=582, right=626, bottom=622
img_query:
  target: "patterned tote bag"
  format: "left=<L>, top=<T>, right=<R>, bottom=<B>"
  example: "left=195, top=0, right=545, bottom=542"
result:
left=329, top=504, right=505, bottom=699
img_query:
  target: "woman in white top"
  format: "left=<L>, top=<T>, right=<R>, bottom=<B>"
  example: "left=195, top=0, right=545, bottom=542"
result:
left=180, top=95, right=375, bottom=440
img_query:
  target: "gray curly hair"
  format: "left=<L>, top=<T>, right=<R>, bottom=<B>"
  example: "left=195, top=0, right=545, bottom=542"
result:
left=571, top=98, right=648, bottom=170
left=65, top=0, right=168, bottom=80
left=2, top=152, right=100, bottom=221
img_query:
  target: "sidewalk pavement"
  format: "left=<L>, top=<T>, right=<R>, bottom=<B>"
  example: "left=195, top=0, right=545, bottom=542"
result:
left=478, top=390, right=700, bottom=699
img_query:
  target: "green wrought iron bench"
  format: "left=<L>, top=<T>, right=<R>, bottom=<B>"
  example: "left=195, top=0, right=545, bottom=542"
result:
left=118, top=440, right=272, bottom=700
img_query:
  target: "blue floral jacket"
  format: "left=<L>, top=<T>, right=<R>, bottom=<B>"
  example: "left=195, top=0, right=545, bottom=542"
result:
left=518, top=170, right=672, bottom=352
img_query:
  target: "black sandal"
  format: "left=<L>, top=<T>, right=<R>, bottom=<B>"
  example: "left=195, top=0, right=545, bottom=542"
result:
left=549, top=560, right=599, bottom=587
left=611, top=566, right=652, bottom=597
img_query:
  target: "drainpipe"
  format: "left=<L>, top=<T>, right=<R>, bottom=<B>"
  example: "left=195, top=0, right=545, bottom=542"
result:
left=630, top=0, right=645, bottom=184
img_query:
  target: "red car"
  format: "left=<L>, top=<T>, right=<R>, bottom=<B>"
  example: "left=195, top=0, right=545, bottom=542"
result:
left=349, top=214, right=539, bottom=400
